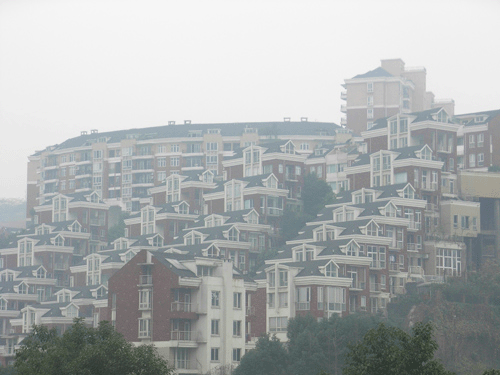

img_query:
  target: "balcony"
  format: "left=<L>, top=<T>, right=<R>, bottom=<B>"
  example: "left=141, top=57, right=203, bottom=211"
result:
left=267, top=207, right=283, bottom=216
left=341, top=117, right=347, bottom=126
left=140, top=275, right=152, bottom=285
left=246, top=306, right=255, bottom=316
left=341, top=104, right=347, bottom=113
left=408, top=221, right=421, bottom=230
left=341, top=91, right=347, bottom=100
left=389, top=263, right=400, bottom=272
left=437, top=144, right=453, bottom=153
left=170, top=330, right=192, bottom=341
left=369, top=283, right=386, bottom=293
left=171, top=302, right=192, bottom=313
left=350, top=281, right=366, bottom=290
left=421, top=182, right=438, bottom=191
left=425, top=203, right=438, bottom=212
left=295, top=302, right=310, bottom=311
left=285, top=173, right=297, bottom=182
left=408, top=266, right=424, bottom=277
left=407, top=243, right=417, bottom=252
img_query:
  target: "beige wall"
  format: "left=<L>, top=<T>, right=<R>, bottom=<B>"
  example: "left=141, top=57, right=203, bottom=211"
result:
left=459, top=171, right=500, bottom=198
left=440, top=200, right=480, bottom=238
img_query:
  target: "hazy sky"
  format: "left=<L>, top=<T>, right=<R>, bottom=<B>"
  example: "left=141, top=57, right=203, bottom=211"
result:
left=1, top=0, right=499, bottom=199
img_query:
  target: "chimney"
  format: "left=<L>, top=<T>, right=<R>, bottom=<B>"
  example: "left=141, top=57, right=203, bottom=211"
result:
left=283, top=117, right=291, bottom=122
left=91, top=129, right=98, bottom=134
left=81, top=131, right=88, bottom=136
left=184, top=120, right=191, bottom=124
left=301, top=117, right=308, bottom=122
left=168, top=121, right=175, bottom=125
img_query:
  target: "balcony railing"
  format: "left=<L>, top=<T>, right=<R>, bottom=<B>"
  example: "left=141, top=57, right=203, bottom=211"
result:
left=425, top=203, right=438, bottom=212
left=140, top=275, right=152, bottom=285
left=421, top=182, right=438, bottom=191
left=296, top=302, right=310, bottom=310
left=408, top=221, right=421, bottom=230
left=370, top=283, right=385, bottom=292
left=389, top=263, right=400, bottom=271
left=351, top=281, right=366, bottom=290
left=423, top=275, right=444, bottom=283
left=171, top=302, right=192, bottom=313
left=407, top=243, right=417, bottom=251
left=408, top=266, right=424, bottom=276
left=267, top=207, right=283, bottom=216
left=171, top=330, right=192, bottom=341
left=174, top=359, right=193, bottom=369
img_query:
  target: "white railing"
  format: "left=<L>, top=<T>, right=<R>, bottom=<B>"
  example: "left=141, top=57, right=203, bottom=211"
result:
left=423, top=275, right=444, bottom=283
left=171, top=330, right=192, bottom=341
left=171, top=302, right=192, bottom=313
left=296, top=302, right=310, bottom=310
left=140, top=275, right=152, bottom=285
left=408, top=266, right=424, bottom=276
left=422, top=182, right=438, bottom=191
left=407, top=243, right=417, bottom=251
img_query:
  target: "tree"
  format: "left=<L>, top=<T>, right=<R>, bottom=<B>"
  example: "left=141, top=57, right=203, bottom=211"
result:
left=14, top=319, right=174, bottom=375
left=343, top=322, right=454, bottom=375
left=302, top=174, right=335, bottom=219
left=233, top=334, right=288, bottom=375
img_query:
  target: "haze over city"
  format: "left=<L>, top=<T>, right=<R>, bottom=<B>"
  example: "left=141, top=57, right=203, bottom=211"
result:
left=1, top=0, right=499, bottom=199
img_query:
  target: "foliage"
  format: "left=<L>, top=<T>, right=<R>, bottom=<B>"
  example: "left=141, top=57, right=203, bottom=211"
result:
left=287, top=314, right=382, bottom=375
left=233, top=334, right=288, bottom=375
left=302, top=174, right=335, bottom=218
left=107, top=208, right=129, bottom=244
left=14, top=319, right=174, bottom=375
left=483, top=370, right=500, bottom=375
left=488, top=165, right=500, bottom=172
left=343, top=322, right=453, bottom=375
left=280, top=174, right=335, bottom=242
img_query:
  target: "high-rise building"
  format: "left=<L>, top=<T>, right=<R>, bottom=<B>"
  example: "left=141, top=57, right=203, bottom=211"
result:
left=341, top=58, right=454, bottom=134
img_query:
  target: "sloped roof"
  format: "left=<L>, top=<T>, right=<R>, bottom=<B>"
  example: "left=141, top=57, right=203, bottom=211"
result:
left=352, top=67, right=393, bottom=79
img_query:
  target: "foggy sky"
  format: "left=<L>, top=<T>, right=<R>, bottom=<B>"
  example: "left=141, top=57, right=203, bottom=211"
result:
left=1, top=0, right=499, bottom=199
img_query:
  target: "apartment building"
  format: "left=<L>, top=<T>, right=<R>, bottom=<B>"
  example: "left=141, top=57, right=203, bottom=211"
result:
left=341, top=58, right=454, bottom=134
left=27, top=120, right=346, bottom=223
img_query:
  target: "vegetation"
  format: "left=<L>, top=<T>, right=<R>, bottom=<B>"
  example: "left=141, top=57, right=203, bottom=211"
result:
left=107, top=207, right=129, bottom=243
left=343, top=322, right=452, bottom=375
left=233, top=334, right=288, bottom=375
left=14, top=319, right=174, bottom=375
left=280, top=174, right=335, bottom=241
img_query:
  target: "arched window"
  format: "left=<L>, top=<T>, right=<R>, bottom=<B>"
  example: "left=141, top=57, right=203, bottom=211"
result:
left=228, top=227, right=239, bottom=242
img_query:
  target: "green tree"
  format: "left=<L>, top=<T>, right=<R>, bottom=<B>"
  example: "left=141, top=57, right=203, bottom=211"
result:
left=302, top=174, right=335, bottom=218
left=233, top=334, right=288, bottom=375
left=15, top=319, right=174, bottom=375
left=343, top=322, right=454, bottom=375
left=483, top=370, right=500, bottom=375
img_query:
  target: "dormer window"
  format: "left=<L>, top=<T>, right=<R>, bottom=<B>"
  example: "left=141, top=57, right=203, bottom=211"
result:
left=52, top=196, right=68, bottom=222
left=345, top=241, right=359, bottom=256
left=325, top=262, right=338, bottom=277
left=436, top=110, right=448, bottom=123
left=243, top=145, right=262, bottom=177
left=206, top=245, right=220, bottom=257
left=124, top=250, right=136, bottom=262
left=36, top=267, right=46, bottom=278
left=185, top=231, right=202, bottom=245
left=71, top=221, right=81, bottom=232
left=0, top=298, right=6, bottom=310
left=90, top=192, right=100, bottom=203
left=245, top=211, right=259, bottom=225
left=202, top=170, right=214, bottom=183
left=177, top=202, right=189, bottom=215
left=58, top=290, right=71, bottom=303
left=265, top=175, right=278, bottom=189
left=18, top=283, right=28, bottom=294
left=365, top=221, right=378, bottom=236
left=115, top=238, right=128, bottom=251
left=54, top=235, right=64, bottom=247
left=227, top=227, right=239, bottom=242
left=419, top=146, right=432, bottom=161
left=96, top=286, right=107, bottom=298
left=87, top=255, right=101, bottom=285
left=150, top=235, right=163, bottom=247
left=166, top=175, right=181, bottom=202
left=283, top=141, right=295, bottom=154
left=384, top=203, right=397, bottom=217
left=64, top=305, right=79, bottom=318
left=402, top=185, right=415, bottom=199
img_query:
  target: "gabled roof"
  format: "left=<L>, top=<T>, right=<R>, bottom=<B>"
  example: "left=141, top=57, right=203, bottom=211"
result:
left=352, top=67, right=393, bottom=79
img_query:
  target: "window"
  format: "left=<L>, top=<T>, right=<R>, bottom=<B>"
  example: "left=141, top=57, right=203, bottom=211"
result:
left=453, top=215, right=458, bottom=229
left=171, top=144, right=179, bottom=152
left=367, top=96, right=373, bottom=106
left=325, top=262, right=337, bottom=277
left=267, top=293, right=275, bottom=308
left=139, top=319, right=151, bottom=338
left=469, top=154, right=476, bottom=168
left=233, top=320, right=242, bottom=337
left=170, top=157, right=180, bottom=167
left=139, top=290, right=151, bottom=309
left=279, top=270, right=288, bottom=287
left=367, top=108, right=374, bottom=119
left=469, top=134, right=475, bottom=148
left=233, top=292, right=242, bottom=309
left=478, top=133, right=484, bottom=147
left=157, top=157, right=166, bottom=167
left=367, top=82, right=373, bottom=92
left=211, top=348, right=219, bottom=362
left=232, top=349, right=242, bottom=362
left=211, top=291, right=220, bottom=307
left=296, top=287, right=310, bottom=310
left=436, top=248, right=462, bottom=276
left=478, top=153, right=484, bottom=167
left=268, top=271, right=276, bottom=287
left=211, top=319, right=220, bottom=335
left=269, top=317, right=288, bottom=332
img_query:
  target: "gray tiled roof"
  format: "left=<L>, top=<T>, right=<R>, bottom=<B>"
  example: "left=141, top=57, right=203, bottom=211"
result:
left=352, top=67, right=393, bottom=79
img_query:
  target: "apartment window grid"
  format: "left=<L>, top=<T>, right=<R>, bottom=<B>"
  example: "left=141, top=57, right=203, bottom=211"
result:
left=233, top=320, right=242, bottom=337
left=211, top=319, right=220, bottom=335
left=233, top=292, right=242, bottom=309
left=232, top=348, right=242, bottom=362
left=138, top=318, right=151, bottom=338
left=211, top=348, right=219, bottom=362
left=269, top=317, right=288, bottom=332
left=477, top=133, right=484, bottom=147
left=436, top=248, right=462, bottom=276
left=211, top=291, right=220, bottom=308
